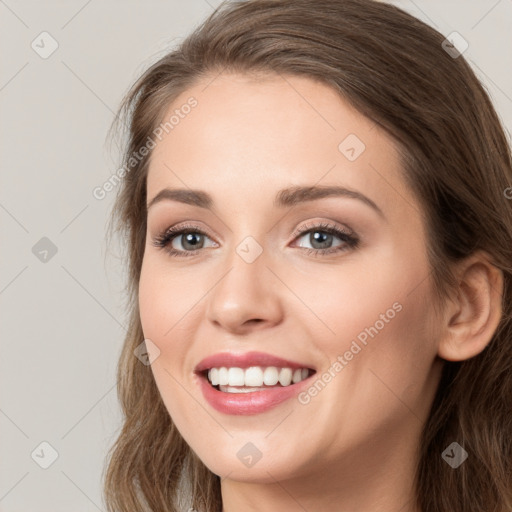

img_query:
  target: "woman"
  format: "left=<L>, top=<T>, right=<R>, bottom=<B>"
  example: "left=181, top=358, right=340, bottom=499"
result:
left=103, top=1, right=512, bottom=511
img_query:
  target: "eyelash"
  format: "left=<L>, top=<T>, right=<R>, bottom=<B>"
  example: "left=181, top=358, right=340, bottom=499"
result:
left=151, top=221, right=360, bottom=258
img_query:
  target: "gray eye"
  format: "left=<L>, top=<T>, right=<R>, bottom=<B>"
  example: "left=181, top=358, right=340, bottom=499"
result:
left=296, top=231, right=343, bottom=250
left=172, top=232, right=208, bottom=251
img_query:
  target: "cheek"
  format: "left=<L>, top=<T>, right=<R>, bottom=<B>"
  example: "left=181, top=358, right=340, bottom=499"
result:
left=321, top=260, right=438, bottom=428
left=138, top=260, right=186, bottom=403
left=292, top=266, right=438, bottom=453
left=289, top=246, right=437, bottom=398
left=279, top=250, right=413, bottom=349
left=138, top=255, right=205, bottom=412
left=138, top=255, right=199, bottom=340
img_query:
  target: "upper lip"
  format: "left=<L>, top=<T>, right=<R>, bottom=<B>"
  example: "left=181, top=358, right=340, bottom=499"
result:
left=194, top=351, right=315, bottom=373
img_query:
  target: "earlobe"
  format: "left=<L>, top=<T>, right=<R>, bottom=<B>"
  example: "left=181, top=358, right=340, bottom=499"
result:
left=437, top=252, right=504, bottom=362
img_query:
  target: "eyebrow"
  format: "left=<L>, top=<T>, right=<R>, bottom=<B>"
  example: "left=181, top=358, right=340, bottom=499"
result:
left=147, top=185, right=385, bottom=219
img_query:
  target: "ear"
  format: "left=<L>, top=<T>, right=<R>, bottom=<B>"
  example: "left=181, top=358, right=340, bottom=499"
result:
left=437, top=251, right=504, bottom=362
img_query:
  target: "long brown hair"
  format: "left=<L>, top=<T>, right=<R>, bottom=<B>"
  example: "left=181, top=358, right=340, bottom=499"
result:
left=102, top=1, right=512, bottom=510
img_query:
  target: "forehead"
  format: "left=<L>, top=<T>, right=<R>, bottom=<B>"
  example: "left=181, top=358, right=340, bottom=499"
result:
left=146, top=72, right=415, bottom=221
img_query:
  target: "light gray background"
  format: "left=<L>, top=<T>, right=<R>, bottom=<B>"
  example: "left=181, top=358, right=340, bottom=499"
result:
left=1, top=1, right=511, bottom=510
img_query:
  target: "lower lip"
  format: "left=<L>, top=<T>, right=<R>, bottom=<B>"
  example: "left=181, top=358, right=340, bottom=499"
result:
left=196, top=373, right=312, bottom=415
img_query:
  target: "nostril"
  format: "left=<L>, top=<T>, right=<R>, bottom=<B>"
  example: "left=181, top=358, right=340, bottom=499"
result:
left=244, top=319, right=264, bottom=327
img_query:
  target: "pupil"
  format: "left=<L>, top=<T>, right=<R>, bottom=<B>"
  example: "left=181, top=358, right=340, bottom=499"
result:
left=311, top=231, right=332, bottom=249
left=183, top=233, right=203, bottom=250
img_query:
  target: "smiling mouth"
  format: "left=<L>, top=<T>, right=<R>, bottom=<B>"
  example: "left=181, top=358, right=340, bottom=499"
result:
left=202, top=366, right=316, bottom=393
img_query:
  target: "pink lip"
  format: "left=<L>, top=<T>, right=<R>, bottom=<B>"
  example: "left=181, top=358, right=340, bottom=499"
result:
left=194, top=351, right=315, bottom=415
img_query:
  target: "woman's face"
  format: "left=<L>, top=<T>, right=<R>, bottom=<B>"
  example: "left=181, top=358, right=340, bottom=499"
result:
left=139, top=73, right=444, bottom=483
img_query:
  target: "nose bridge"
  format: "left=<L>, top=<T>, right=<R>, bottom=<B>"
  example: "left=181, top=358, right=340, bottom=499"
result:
left=205, top=235, right=283, bottom=331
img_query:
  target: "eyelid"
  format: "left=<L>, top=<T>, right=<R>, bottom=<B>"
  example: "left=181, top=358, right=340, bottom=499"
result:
left=154, top=219, right=353, bottom=245
left=156, top=221, right=219, bottom=242
left=289, top=219, right=355, bottom=241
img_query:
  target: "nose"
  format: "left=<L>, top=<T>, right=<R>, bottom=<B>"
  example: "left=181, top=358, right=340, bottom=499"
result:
left=205, top=246, right=284, bottom=334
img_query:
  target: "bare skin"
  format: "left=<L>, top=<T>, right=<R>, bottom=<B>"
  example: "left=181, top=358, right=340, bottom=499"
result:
left=138, top=72, right=503, bottom=512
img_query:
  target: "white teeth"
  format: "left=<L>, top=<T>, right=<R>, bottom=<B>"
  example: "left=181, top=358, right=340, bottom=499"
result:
left=263, top=366, right=279, bottom=386
left=219, top=386, right=265, bottom=393
left=218, top=367, right=229, bottom=386
left=244, top=367, right=263, bottom=387
left=209, top=368, right=219, bottom=386
left=228, top=367, right=245, bottom=386
left=278, top=368, right=293, bottom=386
left=206, top=366, right=312, bottom=389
